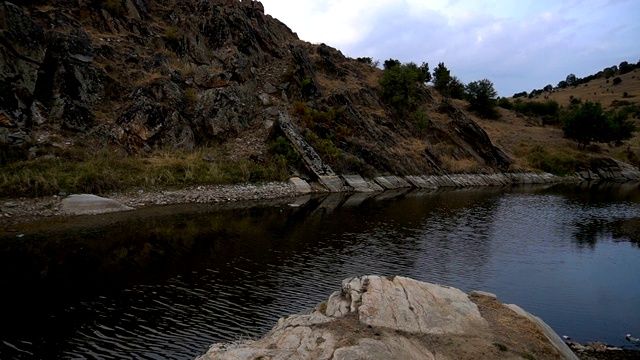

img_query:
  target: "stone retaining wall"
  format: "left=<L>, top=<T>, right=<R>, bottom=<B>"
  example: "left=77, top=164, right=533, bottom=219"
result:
left=289, top=172, right=590, bottom=193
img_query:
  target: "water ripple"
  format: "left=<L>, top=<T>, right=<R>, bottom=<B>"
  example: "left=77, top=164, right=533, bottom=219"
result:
left=1, top=186, right=640, bottom=359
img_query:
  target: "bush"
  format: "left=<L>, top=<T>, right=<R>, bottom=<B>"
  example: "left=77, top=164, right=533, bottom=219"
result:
left=412, top=109, right=431, bottom=131
left=448, top=76, right=466, bottom=100
left=269, top=136, right=302, bottom=168
left=527, top=146, right=586, bottom=175
left=512, top=99, right=560, bottom=125
left=613, top=77, right=622, bottom=85
left=379, top=62, right=425, bottom=112
left=432, top=62, right=451, bottom=95
left=465, top=78, right=499, bottom=118
left=498, top=97, right=512, bottom=109
left=356, top=57, right=374, bottom=65
left=102, top=0, right=126, bottom=16
left=562, top=101, right=637, bottom=148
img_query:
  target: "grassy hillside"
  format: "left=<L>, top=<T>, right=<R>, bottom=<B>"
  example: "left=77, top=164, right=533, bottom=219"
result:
left=526, top=69, right=640, bottom=110
left=482, top=68, right=640, bottom=174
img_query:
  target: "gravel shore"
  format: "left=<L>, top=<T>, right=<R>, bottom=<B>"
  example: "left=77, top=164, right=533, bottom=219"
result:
left=0, top=181, right=301, bottom=230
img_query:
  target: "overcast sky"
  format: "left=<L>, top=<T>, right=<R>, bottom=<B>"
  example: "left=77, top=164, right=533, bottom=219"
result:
left=259, top=0, right=639, bottom=97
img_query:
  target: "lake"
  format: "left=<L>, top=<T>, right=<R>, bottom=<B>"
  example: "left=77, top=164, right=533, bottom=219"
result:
left=1, top=182, right=639, bottom=359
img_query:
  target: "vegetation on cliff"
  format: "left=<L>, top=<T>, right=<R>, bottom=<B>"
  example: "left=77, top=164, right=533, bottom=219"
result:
left=0, top=1, right=638, bottom=198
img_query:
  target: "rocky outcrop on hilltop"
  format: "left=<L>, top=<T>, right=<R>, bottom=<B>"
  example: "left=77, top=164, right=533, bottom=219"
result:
left=0, top=0, right=515, bottom=179
left=198, top=275, right=579, bottom=360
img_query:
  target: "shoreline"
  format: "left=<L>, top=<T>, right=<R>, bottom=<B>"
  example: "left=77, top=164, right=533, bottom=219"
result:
left=1, top=170, right=638, bottom=230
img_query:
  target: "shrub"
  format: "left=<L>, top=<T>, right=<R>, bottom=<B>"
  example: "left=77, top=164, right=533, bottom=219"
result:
left=300, top=77, right=315, bottom=98
left=465, top=78, right=499, bottom=118
left=383, top=59, right=401, bottom=70
left=269, top=136, right=302, bottom=168
left=448, top=76, right=466, bottom=100
left=379, top=62, right=425, bottom=112
left=512, top=99, right=560, bottom=125
left=498, top=97, right=512, bottom=109
left=432, top=62, right=452, bottom=95
left=613, top=77, right=622, bottom=85
left=356, top=57, right=374, bottom=65
left=164, top=27, right=182, bottom=52
left=412, top=109, right=431, bottom=131
left=562, top=101, right=636, bottom=148
left=102, top=0, right=126, bottom=16
left=438, top=98, right=455, bottom=114
left=527, top=146, right=586, bottom=175
left=304, top=132, right=341, bottom=162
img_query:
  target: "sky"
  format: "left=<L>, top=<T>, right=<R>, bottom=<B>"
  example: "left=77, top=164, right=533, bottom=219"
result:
left=259, top=0, right=640, bottom=97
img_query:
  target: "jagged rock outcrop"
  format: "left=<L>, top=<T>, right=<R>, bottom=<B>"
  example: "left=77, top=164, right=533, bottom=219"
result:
left=1, top=0, right=519, bottom=179
left=588, top=157, right=640, bottom=181
left=198, top=275, right=579, bottom=360
left=1, top=0, right=517, bottom=174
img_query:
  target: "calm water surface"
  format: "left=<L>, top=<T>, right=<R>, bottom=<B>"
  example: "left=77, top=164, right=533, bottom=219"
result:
left=1, top=182, right=639, bottom=359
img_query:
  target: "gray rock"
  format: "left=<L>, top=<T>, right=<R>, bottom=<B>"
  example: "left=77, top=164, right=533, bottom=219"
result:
left=278, top=112, right=337, bottom=178
left=61, top=194, right=133, bottom=215
left=341, top=174, right=379, bottom=193
left=288, top=177, right=311, bottom=193
left=198, top=276, right=579, bottom=360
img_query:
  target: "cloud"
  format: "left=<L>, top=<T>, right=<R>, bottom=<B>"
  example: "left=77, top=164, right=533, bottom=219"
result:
left=260, top=0, right=640, bottom=96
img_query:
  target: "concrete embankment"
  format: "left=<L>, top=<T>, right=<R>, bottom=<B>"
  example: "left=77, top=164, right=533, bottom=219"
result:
left=290, top=172, right=583, bottom=194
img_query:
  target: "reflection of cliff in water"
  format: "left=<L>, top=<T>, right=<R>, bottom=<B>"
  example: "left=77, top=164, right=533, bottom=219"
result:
left=2, top=184, right=640, bottom=359
left=0, top=188, right=501, bottom=310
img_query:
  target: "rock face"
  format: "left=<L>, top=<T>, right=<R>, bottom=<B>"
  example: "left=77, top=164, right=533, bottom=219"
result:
left=1, top=0, right=520, bottom=179
left=198, top=275, right=579, bottom=360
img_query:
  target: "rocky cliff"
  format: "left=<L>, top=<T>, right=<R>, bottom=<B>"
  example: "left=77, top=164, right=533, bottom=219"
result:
left=1, top=0, right=513, bottom=180
left=197, top=275, right=579, bottom=360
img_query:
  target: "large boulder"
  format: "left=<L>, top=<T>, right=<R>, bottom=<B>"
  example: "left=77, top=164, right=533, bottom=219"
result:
left=61, top=194, right=133, bottom=215
left=198, top=275, right=578, bottom=360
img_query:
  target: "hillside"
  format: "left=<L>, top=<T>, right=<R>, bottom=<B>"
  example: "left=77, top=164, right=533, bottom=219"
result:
left=0, top=0, right=638, bottom=197
left=493, top=68, right=640, bottom=174
left=526, top=69, right=640, bottom=110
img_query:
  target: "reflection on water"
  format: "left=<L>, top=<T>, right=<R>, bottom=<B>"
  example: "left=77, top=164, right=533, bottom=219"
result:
left=1, top=183, right=639, bottom=359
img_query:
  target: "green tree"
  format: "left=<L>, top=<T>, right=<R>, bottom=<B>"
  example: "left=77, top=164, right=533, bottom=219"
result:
left=383, top=58, right=401, bottom=70
left=562, top=101, right=636, bottom=149
left=619, top=61, right=634, bottom=75
left=465, top=78, right=498, bottom=118
left=605, top=109, right=637, bottom=146
left=563, top=101, right=607, bottom=149
left=405, top=62, right=431, bottom=83
left=566, top=73, right=578, bottom=86
left=448, top=76, right=466, bottom=99
left=432, top=62, right=451, bottom=95
left=419, top=62, right=431, bottom=83
left=378, top=62, right=424, bottom=112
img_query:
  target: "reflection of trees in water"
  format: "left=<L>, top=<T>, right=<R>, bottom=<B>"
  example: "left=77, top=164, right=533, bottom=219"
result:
left=3, top=184, right=639, bottom=359
left=573, top=217, right=640, bottom=249
left=572, top=218, right=616, bottom=249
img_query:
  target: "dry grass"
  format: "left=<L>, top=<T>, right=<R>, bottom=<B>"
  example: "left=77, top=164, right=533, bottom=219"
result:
left=488, top=70, right=640, bottom=172
left=523, top=69, right=640, bottom=109
left=0, top=146, right=289, bottom=198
